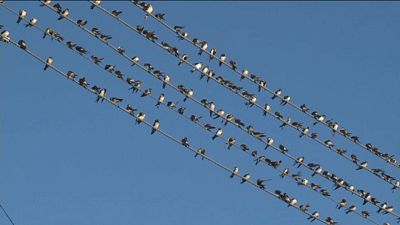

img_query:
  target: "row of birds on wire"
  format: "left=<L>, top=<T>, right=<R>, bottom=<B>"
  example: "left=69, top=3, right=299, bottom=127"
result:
left=1, top=1, right=399, bottom=225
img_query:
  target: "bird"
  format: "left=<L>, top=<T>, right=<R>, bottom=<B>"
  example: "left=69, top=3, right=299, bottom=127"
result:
left=312, top=166, right=322, bottom=177
left=356, top=161, right=368, bottom=170
left=324, top=140, right=334, bottom=148
left=151, top=120, right=160, bottom=134
left=212, top=128, right=223, bottom=140
left=336, top=199, right=347, bottom=209
left=307, top=211, right=319, bottom=222
left=271, top=89, right=282, bottom=99
left=240, top=69, right=249, bottom=80
left=183, top=89, right=193, bottom=102
left=155, top=94, right=165, bottom=108
left=227, top=137, right=236, bottom=150
left=191, top=62, right=202, bottom=73
left=77, top=19, right=87, bottom=27
left=17, top=10, right=27, bottom=24
left=143, top=3, right=154, bottom=19
left=294, top=156, right=304, bottom=168
left=241, top=173, right=251, bottom=184
left=25, top=18, right=38, bottom=28
left=279, top=117, right=291, bottom=129
left=66, top=41, right=76, bottom=49
left=178, top=54, right=188, bottom=66
left=257, top=179, right=270, bottom=189
left=263, top=104, right=271, bottom=116
left=114, top=70, right=124, bottom=79
left=90, top=0, right=101, bottom=9
left=141, top=88, right=152, bottom=97
left=125, top=104, right=136, bottom=114
left=136, top=112, right=146, bottom=124
left=58, top=8, right=70, bottom=20
left=75, top=46, right=88, bottom=55
left=194, top=148, right=206, bottom=160
left=1, top=30, right=10, bottom=42
left=229, top=60, right=237, bottom=71
left=155, top=13, right=165, bottom=21
left=208, top=102, right=216, bottom=117
left=345, top=205, right=357, bottom=214
left=181, top=137, right=190, bottom=147
left=18, top=40, right=27, bottom=50
left=40, top=0, right=52, bottom=7
left=90, top=55, right=103, bottom=64
left=299, top=127, right=309, bottom=138
left=96, top=88, right=106, bottom=103
left=110, top=97, right=122, bottom=104
left=43, top=56, right=53, bottom=71
left=280, top=168, right=289, bottom=178
left=299, top=204, right=309, bottom=212
left=66, top=71, right=77, bottom=80
left=219, top=54, right=226, bottom=66
left=130, top=56, right=140, bottom=66
left=78, top=77, right=89, bottom=87
left=288, top=198, right=298, bottom=207
left=209, top=48, right=217, bottom=61
left=230, top=167, right=239, bottom=178
left=265, top=137, right=274, bottom=149
left=117, top=46, right=125, bottom=54
left=280, top=96, right=291, bottom=106
left=162, top=75, right=170, bottom=89
left=198, top=41, right=208, bottom=55
left=111, top=10, right=122, bottom=17
left=53, top=3, right=62, bottom=13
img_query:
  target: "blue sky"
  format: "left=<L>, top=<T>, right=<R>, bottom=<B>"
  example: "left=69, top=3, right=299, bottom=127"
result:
left=1, top=1, right=399, bottom=225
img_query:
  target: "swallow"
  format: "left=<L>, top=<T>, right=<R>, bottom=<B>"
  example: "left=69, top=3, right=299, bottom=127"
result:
left=294, top=157, right=304, bottom=168
left=130, top=56, right=140, bottom=66
left=155, top=93, right=165, bottom=108
left=183, top=89, right=193, bottom=102
left=219, top=54, right=226, bottom=66
left=279, top=144, right=288, bottom=153
left=280, top=96, right=291, bottom=106
left=190, top=115, right=202, bottom=123
left=240, top=69, right=249, bottom=81
left=25, top=18, right=38, bottom=28
left=141, top=88, right=152, bottom=97
left=144, top=63, right=153, bottom=72
left=336, top=199, right=347, bottom=209
left=66, top=41, right=76, bottom=49
left=18, top=40, right=27, bottom=50
left=356, top=161, right=368, bottom=170
left=110, top=97, right=122, bottom=104
left=313, top=114, right=325, bottom=125
left=173, top=25, right=184, bottom=33
left=75, top=46, right=88, bottom=55
left=155, top=13, right=165, bottom=21
left=198, top=41, right=208, bottom=55
left=280, top=168, right=289, bottom=178
left=279, top=117, right=291, bottom=129
left=53, top=3, right=62, bottom=13
left=229, top=60, right=237, bottom=71
left=96, top=88, right=106, bottom=103
left=191, top=62, right=202, bottom=73
left=241, top=173, right=251, bottom=184
left=111, top=10, right=122, bottom=17
left=300, top=104, right=309, bottom=112
left=58, top=8, right=70, bottom=20
left=90, top=0, right=101, bottom=9
left=125, top=104, right=136, bottom=114
left=227, top=137, right=236, bottom=150
left=79, top=77, right=89, bottom=87
left=162, top=75, right=170, bottom=89
left=345, top=205, right=357, bottom=214
left=264, top=137, right=274, bottom=149
left=90, top=55, right=103, bottom=64
left=288, top=198, right=297, bottom=207
left=324, top=140, right=334, bottom=148
left=114, top=70, right=124, bottom=79
left=17, top=10, right=27, bottom=24
left=66, top=71, right=77, bottom=80
left=40, top=0, right=52, bottom=7
left=312, top=166, right=322, bottom=177
left=204, top=124, right=215, bottom=131
left=257, top=179, right=271, bottom=189
left=143, top=3, right=153, bottom=19
left=212, top=128, right=223, bottom=140
left=361, top=211, right=370, bottom=218
left=209, top=48, right=217, bottom=61
left=178, top=54, right=188, bottom=66
left=43, top=56, right=53, bottom=71
left=181, top=137, right=189, bottom=147
left=150, top=119, right=160, bottom=134
left=136, top=112, right=146, bottom=124
left=300, top=204, right=309, bottom=212
left=194, top=148, right=206, bottom=160
left=230, top=167, right=239, bottom=178
left=77, top=19, right=87, bottom=27
left=271, top=89, right=282, bottom=100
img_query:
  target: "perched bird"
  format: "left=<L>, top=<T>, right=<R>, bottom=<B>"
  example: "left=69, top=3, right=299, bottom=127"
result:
left=336, top=199, right=347, bottom=209
left=136, top=112, right=146, bottom=124
left=212, top=128, right=223, bottom=140
left=219, top=54, right=226, bottom=66
left=96, top=88, right=106, bottom=103
left=257, top=179, right=271, bottom=189
left=18, top=40, right=27, bottom=50
left=78, top=77, right=89, bottom=87
left=66, top=71, right=77, bottom=80
left=53, top=3, right=62, bottom=13
left=110, top=97, right=122, bottom=104
left=194, top=148, right=206, bottom=160
left=299, top=127, right=309, bottom=138
left=141, top=88, right=152, bottom=97
left=58, top=8, right=70, bottom=20
left=125, top=104, right=136, bottom=114
left=25, top=18, right=38, bottom=28
left=151, top=120, right=160, bottom=134
left=90, top=55, right=103, bottom=64
left=241, top=173, right=251, bottom=184
left=17, top=10, right=27, bottom=24
left=181, top=137, right=190, bottom=147
left=263, top=104, right=271, bottom=116
left=198, top=41, right=208, bottom=56
left=104, top=64, right=115, bottom=73
left=294, top=156, right=305, bottom=168
left=178, top=54, right=188, bottom=66
left=155, top=93, right=165, bottom=108
left=191, top=62, right=202, bottom=73
left=265, top=137, right=274, bottom=149
left=324, top=140, right=334, bottom=148
left=155, top=13, right=165, bottom=21
left=111, top=10, right=122, bottom=17
left=90, top=0, right=101, bottom=10
left=272, top=89, right=282, bottom=99
left=77, top=19, right=87, bottom=27
left=226, top=137, right=236, bottom=150
left=356, top=161, right=368, bottom=170
left=75, top=46, right=88, bottom=55
left=280, top=96, right=291, bottom=106
left=345, top=205, right=357, bottom=214
left=307, top=211, right=319, bottom=222
left=183, top=89, right=193, bottom=102
left=162, top=75, right=170, bottom=89
left=40, top=0, right=52, bottom=7
left=177, top=107, right=186, bottom=115
left=279, top=117, right=291, bottom=129
left=209, top=48, right=217, bottom=61
left=280, top=168, right=289, bottom=178
left=241, top=69, right=249, bottom=80
left=230, top=167, right=239, bottom=178
left=1, top=30, right=10, bottom=42
left=229, top=60, right=237, bottom=71
left=66, top=41, right=76, bottom=49
left=312, top=166, right=322, bottom=177
left=299, top=204, right=310, bottom=212
left=43, top=56, right=53, bottom=71
left=131, top=56, right=140, bottom=66
left=288, top=198, right=298, bottom=207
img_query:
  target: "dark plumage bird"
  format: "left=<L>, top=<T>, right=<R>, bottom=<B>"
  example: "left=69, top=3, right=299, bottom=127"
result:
left=78, top=77, right=89, bottom=87
left=241, top=173, right=251, bottom=184
left=111, top=10, right=122, bottom=17
left=77, top=19, right=87, bottom=27
left=141, top=88, right=152, bottom=97
left=43, top=56, right=53, bottom=71
left=90, top=55, right=103, bottom=64
left=194, top=148, right=206, bottom=160
left=155, top=13, right=165, bottom=21
left=110, top=97, right=122, bottom=104
left=17, top=10, right=27, bottom=24
left=96, top=88, right=106, bottom=103
left=151, top=120, right=160, bottom=135
left=57, top=8, right=69, bottom=20
left=18, top=40, right=27, bottom=50
left=181, top=137, right=189, bottom=147
left=75, top=46, right=88, bottom=55
left=230, top=166, right=239, bottom=178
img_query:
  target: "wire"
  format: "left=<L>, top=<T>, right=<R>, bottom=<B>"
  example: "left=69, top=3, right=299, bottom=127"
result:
left=131, top=1, right=400, bottom=169
left=2, top=36, right=333, bottom=225
left=34, top=2, right=400, bottom=220
left=0, top=202, right=16, bottom=225
left=88, top=0, right=399, bottom=191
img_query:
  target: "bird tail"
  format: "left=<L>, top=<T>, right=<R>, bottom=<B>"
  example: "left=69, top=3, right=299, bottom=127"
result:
left=229, top=173, right=234, bottom=178
left=17, top=18, right=21, bottom=24
left=151, top=129, right=156, bottom=135
left=43, top=65, right=48, bottom=71
left=212, top=135, right=216, bottom=140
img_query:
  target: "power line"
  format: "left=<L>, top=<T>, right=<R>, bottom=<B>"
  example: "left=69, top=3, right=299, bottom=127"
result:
left=0, top=202, right=16, bottom=225
left=1, top=36, right=334, bottom=225
left=130, top=1, right=400, bottom=169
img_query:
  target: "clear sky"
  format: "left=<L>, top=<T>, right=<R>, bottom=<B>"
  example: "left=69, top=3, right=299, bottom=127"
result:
left=1, top=1, right=399, bottom=225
